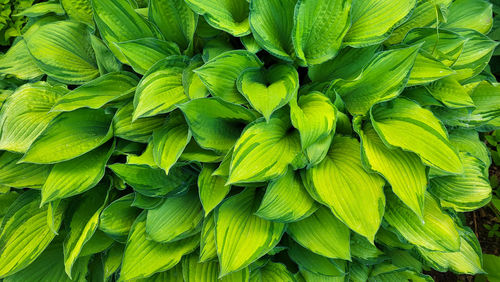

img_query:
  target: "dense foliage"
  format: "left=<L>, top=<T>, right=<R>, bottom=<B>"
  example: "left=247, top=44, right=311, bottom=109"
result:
left=0, top=0, right=499, bottom=281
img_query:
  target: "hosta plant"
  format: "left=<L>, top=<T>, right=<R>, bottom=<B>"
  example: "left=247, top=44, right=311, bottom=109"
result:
left=0, top=0, right=499, bottom=281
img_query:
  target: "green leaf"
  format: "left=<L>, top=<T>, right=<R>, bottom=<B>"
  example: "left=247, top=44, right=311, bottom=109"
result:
left=418, top=227, right=484, bottom=274
left=0, top=151, right=50, bottom=189
left=185, top=0, right=250, bottom=37
left=198, top=163, right=231, bottom=216
left=25, top=21, right=99, bottom=84
left=402, top=28, right=466, bottom=67
left=199, top=212, right=217, bottom=262
left=422, top=77, right=474, bottom=108
left=356, top=122, right=426, bottom=218
left=108, top=164, right=195, bottom=197
left=351, top=233, right=384, bottom=263
left=0, top=82, right=66, bottom=153
left=249, top=262, right=296, bottom=281
left=387, top=0, right=451, bottom=45
left=451, top=29, right=498, bottom=82
left=41, top=142, right=114, bottom=204
left=90, top=35, right=122, bottom=75
left=0, top=191, right=65, bottom=278
left=152, top=113, right=191, bottom=174
left=51, top=72, right=138, bottom=112
left=15, top=2, right=65, bottom=17
left=292, top=0, right=351, bottom=65
left=115, top=38, right=181, bottom=75
left=61, top=0, right=94, bottom=27
left=228, top=111, right=301, bottom=185
left=183, top=55, right=210, bottom=100
left=180, top=140, right=225, bottom=163
left=63, top=183, right=109, bottom=278
left=449, top=129, right=490, bottom=168
left=195, top=50, right=262, bottom=103
left=78, top=229, right=114, bottom=257
left=133, top=55, right=190, bottom=120
left=146, top=189, right=203, bottom=243
left=384, top=192, right=460, bottom=252
left=407, top=52, right=456, bottom=87
left=113, top=101, right=165, bottom=143
left=216, top=189, right=285, bottom=276
left=0, top=39, right=43, bottom=80
left=288, top=240, right=345, bottom=277
left=182, top=253, right=250, bottom=281
left=482, top=254, right=500, bottom=282
left=442, top=0, right=493, bottom=34
left=21, top=108, right=113, bottom=164
left=334, top=45, right=420, bottom=115
left=103, top=244, right=124, bottom=280
left=91, top=0, right=161, bottom=62
left=237, top=64, right=298, bottom=121
left=249, top=0, right=296, bottom=61
left=302, top=136, right=385, bottom=242
left=430, top=153, right=491, bottom=212
left=120, top=212, right=199, bottom=281
left=287, top=206, right=350, bottom=259
left=304, top=132, right=334, bottom=166
left=308, top=46, right=379, bottom=82
left=99, top=194, right=141, bottom=243
left=149, top=0, right=198, bottom=51
left=255, top=168, right=318, bottom=223
left=371, top=98, right=463, bottom=173
left=241, top=35, right=261, bottom=53
left=290, top=92, right=336, bottom=149
left=3, top=242, right=87, bottom=282
left=344, top=0, right=416, bottom=47
left=178, top=97, right=258, bottom=153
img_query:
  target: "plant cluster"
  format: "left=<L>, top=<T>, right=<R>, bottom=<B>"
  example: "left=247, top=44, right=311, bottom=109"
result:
left=0, top=0, right=499, bottom=281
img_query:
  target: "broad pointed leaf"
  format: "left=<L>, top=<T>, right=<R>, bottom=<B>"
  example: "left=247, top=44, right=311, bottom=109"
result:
left=290, top=92, right=336, bottom=149
left=146, top=189, right=203, bottom=243
left=178, top=97, right=258, bottom=153
left=63, top=183, right=109, bottom=278
left=418, top=227, right=484, bottom=274
left=384, top=192, right=460, bottom=252
left=108, top=164, right=195, bottom=197
left=113, top=101, right=165, bottom=143
left=356, top=122, right=426, bottom=218
left=430, top=153, right=491, bottom=212
left=120, top=212, right=199, bottom=281
left=182, top=253, right=250, bottom=281
left=0, top=191, right=65, bottom=278
left=21, top=108, right=113, bottom=164
left=91, top=0, right=161, bottom=62
left=51, top=72, right=139, bottom=112
left=61, top=0, right=94, bottom=27
left=195, top=50, right=262, bottom=103
left=249, top=262, right=296, bottom=281
left=237, top=64, right=298, bottom=121
left=0, top=82, right=66, bottom=153
left=133, top=55, right=190, bottom=120
left=200, top=213, right=217, bottom=262
left=228, top=111, right=301, bottom=184
left=0, top=40, right=43, bottom=80
left=334, top=45, right=420, bottom=115
left=287, top=206, right=350, bottom=259
left=293, top=0, right=351, bottom=65
left=344, top=0, right=416, bottom=47
left=99, top=194, right=141, bottom=243
left=303, top=136, right=385, bottom=242
left=185, top=0, right=250, bottom=37
left=198, top=163, right=231, bottom=216
left=288, top=240, right=346, bottom=277
left=149, top=0, right=198, bottom=51
left=256, top=168, right=318, bottom=223
left=407, top=52, right=456, bottom=87
left=0, top=152, right=50, bottom=189
left=442, top=0, right=493, bottom=34
left=371, top=98, right=463, bottom=173
left=249, top=0, right=296, bottom=61
left=216, top=189, right=285, bottom=276
left=41, top=142, right=113, bottom=204
left=115, top=38, right=181, bottom=75
left=25, top=21, right=98, bottom=84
